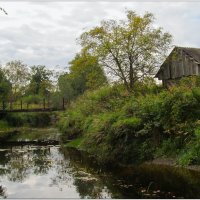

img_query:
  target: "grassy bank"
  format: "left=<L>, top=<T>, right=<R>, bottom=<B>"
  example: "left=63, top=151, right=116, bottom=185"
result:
left=0, top=112, right=53, bottom=127
left=59, top=76, right=200, bottom=166
left=0, top=112, right=55, bottom=141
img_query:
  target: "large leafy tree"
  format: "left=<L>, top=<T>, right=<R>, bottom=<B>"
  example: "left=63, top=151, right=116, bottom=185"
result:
left=69, top=52, right=107, bottom=92
left=80, top=10, right=172, bottom=91
left=58, top=53, right=107, bottom=101
left=0, top=68, right=11, bottom=101
left=3, top=60, right=29, bottom=98
left=58, top=73, right=75, bottom=101
left=26, top=65, right=53, bottom=98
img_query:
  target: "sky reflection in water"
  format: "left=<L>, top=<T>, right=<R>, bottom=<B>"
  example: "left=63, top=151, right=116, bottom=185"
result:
left=0, top=145, right=111, bottom=199
left=1, top=145, right=200, bottom=199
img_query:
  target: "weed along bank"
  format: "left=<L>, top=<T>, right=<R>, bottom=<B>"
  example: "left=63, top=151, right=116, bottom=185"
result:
left=58, top=76, right=200, bottom=165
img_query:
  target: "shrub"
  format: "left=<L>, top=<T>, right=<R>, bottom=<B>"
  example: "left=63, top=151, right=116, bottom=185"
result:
left=0, top=120, right=9, bottom=129
left=5, top=113, right=51, bottom=127
left=111, top=117, right=142, bottom=138
left=192, top=87, right=200, bottom=102
left=155, top=137, right=183, bottom=158
left=22, top=95, right=43, bottom=104
left=179, top=126, right=200, bottom=165
left=59, top=76, right=200, bottom=165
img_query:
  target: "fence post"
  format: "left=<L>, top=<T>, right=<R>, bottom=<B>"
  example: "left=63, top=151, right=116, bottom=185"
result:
left=62, top=98, right=65, bottom=110
left=43, top=98, right=45, bottom=110
left=21, top=100, right=22, bottom=110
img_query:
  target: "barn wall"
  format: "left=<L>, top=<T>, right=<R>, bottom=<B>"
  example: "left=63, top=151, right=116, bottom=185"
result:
left=168, top=49, right=200, bottom=78
left=156, top=47, right=200, bottom=84
left=182, top=50, right=200, bottom=76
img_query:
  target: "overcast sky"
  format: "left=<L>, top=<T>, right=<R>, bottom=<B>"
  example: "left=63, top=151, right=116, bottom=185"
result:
left=0, top=2, right=200, bottom=71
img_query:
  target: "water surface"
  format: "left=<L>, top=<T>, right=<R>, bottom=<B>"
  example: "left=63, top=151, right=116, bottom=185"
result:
left=1, top=145, right=200, bottom=198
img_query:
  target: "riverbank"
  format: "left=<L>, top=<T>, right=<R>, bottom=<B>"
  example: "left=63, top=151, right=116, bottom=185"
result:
left=0, top=112, right=53, bottom=127
left=0, top=127, right=61, bottom=144
left=144, top=157, right=200, bottom=172
left=0, top=112, right=60, bottom=143
left=58, top=76, right=200, bottom=167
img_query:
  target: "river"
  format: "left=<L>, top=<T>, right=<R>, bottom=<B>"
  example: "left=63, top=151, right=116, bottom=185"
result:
left=1, top=131, right=200, bottom=198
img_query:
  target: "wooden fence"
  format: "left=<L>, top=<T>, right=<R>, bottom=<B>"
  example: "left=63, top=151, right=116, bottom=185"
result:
left=0, top=98, right=65, bottom=113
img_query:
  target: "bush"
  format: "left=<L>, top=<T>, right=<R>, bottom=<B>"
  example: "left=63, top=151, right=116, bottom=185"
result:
left=111, top=117, right=142, bottom=139
left=0, top=120, right=9, bottom=129
left=5, top=112, right=51, bottom=127
left=179, top=126, right=200, bottom=165
left=59, top=76, right=200, bottom=165
left=155, top=137, right=183, bottom=158
left=22, top=95, right=43, bottom=104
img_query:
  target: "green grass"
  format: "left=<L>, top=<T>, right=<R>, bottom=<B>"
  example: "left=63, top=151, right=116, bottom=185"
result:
left=59, top=77, right=200, bottom=166
left=8, top=127, right=61, bottom=142
left=0, top=120, right=13, bottom=140
left=4, top=112, right=51, bottom=127
left=0, top=120, right=10, bottom=130
left=0, top=112, right=59, bottom=142
left=65, top=137, right=84, bottom=148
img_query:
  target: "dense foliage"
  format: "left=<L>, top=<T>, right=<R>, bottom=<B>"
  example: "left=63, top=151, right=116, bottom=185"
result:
left=58, top=76, right=200, bottom=166
left=26, top=65, right=53, bottom=98
left=3, top=60, right=30, bottom=99
left=0, top=69, right=11, bottom=101
left=0, top=112, right=51, bottom=128
left=80, top=10, right=172, bottom=91
left=58, top=53, right=107, bottom=101
left=0, top=61, right=55, bottom=105
left=0, top=54, right=107, bottom=109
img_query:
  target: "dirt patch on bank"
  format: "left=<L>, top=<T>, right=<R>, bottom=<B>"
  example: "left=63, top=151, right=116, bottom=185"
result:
left=145, top=157, right=200, bottom=172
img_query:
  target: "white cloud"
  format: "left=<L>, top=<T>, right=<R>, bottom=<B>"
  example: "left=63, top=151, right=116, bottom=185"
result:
left=0, top=2, right=200, bottom=71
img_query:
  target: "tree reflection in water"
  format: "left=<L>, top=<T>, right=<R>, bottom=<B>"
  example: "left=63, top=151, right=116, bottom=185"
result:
left=0, top=146, right=52, bottom=182
left=48, top=147, right=112, bottom=198
left=1, top=145, right=200, bottom=198
left=0, top=145, right=113, bottom=198
left=0, top=185, right=7, bottom=198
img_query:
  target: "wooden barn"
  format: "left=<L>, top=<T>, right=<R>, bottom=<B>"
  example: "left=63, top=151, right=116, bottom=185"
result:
left=155, top=46, right=200, bottom=87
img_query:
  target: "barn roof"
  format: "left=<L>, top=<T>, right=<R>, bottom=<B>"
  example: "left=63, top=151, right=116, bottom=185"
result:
left=181, top=47, right=200, bottom=63
left=155, top=46, right=200, bottom=78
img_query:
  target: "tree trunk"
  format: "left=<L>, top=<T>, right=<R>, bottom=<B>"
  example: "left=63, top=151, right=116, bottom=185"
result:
left=129, top=65, right=134, bottom=90
left=123, top=79, right=131, bottom=92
